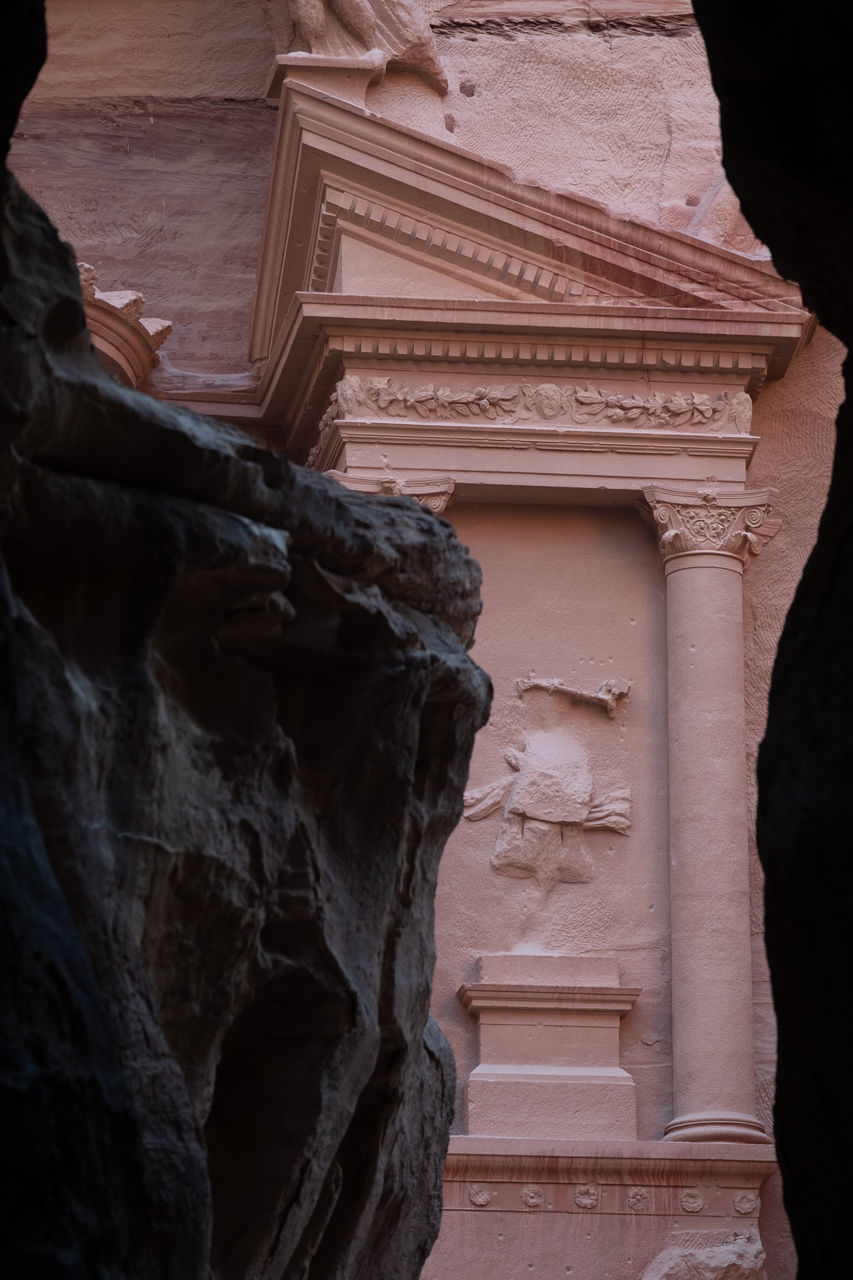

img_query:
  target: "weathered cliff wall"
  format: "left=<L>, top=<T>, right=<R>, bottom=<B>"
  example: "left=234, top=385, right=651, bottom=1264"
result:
left=0, top=6, right=490, bottom=1277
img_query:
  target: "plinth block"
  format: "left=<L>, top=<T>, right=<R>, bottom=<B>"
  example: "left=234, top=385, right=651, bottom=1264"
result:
left=459, top=953, right=641, bottom=1140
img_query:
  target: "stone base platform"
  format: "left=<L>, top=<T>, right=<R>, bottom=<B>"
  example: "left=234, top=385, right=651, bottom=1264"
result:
left=423, top=1138, right=776, bottom=1280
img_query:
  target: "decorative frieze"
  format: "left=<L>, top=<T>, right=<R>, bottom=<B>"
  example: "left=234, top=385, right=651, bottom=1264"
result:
left=643, top=485, right=781, bottom=567
left=575, top=1184, right=599, bottom=1210
left=317, top=374, right=753, bottom=433
left=521, top=1185, right=545, bottom=1209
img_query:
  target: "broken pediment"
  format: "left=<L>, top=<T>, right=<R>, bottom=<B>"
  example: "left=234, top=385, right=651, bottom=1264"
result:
left=78, top=263, right=172, bottom=389
left=311, top=186, right=630, bottom=304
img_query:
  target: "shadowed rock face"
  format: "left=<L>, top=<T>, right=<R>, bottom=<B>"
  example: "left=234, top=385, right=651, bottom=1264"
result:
left=0, top=6, right=490, bottom=1277
left=692, top=3, right=853, bottom=1275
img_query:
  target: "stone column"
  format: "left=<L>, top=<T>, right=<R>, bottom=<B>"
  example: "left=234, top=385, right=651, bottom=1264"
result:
left=643, top=486, right=780, bottom=1143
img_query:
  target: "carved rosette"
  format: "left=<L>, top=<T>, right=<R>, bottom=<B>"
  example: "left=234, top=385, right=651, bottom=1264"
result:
left=643, top=486, right=781, bottom=569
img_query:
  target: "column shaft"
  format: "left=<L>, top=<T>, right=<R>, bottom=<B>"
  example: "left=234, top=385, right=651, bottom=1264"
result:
left=663, top=552, right=765, bottom=1142
left=642, top=485, right=780, bottom=1144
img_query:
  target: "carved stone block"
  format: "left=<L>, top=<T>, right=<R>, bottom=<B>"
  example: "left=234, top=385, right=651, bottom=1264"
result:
left=458, top=954, right=640, bottom=1140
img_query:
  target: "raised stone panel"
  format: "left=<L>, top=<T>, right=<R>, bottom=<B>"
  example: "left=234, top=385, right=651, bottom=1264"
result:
left=433, top=504, right=670, bottom=1145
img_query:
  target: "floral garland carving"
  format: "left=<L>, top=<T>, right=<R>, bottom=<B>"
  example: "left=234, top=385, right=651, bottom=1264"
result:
left=305, top=376, right=753, bottom=468
left=311, top=376, right=752, bottom=439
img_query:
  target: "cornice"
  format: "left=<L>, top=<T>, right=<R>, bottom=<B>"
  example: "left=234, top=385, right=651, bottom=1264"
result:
left=257, top=293, right=805, bottom=451
left=458, top=983, right=642, bottom=1014
left=443, top=1136, right=778, bottom=1185
left=275, top=86, right=800, bottom=300
left=436, top=0, right=694, bottom=21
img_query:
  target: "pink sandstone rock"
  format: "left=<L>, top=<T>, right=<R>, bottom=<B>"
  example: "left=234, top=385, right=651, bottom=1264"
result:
left=11, top=3, right=851, bottom=1278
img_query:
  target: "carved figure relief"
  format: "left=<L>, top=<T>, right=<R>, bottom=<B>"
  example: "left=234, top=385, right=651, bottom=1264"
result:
left=316, top=375, right=753, bottom=433
left=463, top=677, right=631, bottom=893
left=267, top=0, right=447, bottom=94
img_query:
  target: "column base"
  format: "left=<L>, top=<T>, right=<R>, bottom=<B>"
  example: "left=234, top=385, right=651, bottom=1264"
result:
left=663, top=1111, right=771, bottom=1144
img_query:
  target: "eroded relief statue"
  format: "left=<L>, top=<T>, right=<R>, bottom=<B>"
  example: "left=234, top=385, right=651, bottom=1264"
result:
left=262, top=0, right=448, bottom=94
left=463, top=677, right=631, bottom=893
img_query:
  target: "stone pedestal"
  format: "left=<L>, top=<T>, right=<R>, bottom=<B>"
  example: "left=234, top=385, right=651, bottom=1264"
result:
left=458, top=954, right=640, bottom=1140
left=644, top=486, right=780, bottom=1143
left=423, top=1137, right=778, bottom=1280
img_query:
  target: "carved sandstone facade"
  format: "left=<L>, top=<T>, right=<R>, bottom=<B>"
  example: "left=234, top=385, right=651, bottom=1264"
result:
left=12, top=4, right=842, bottom=1278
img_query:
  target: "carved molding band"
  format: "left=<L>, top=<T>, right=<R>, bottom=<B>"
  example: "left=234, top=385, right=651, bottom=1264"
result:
left=643, top=485, right=781, bottom=567
left=318, top=335, right=769, bottom=378
left=306, top=376, right=753, bottom=465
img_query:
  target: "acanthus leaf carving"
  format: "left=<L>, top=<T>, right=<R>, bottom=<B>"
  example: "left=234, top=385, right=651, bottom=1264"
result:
left=643, top=485, right=781, bottom=567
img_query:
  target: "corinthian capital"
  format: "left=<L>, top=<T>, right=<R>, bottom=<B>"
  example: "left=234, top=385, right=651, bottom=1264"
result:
left=643, top=485, right=781, bottom=568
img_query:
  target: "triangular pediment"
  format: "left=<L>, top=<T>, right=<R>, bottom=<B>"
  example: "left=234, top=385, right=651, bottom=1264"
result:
left=313, top=190, right=631, bottom=304
left=332, top=230, right=521, bottom=301
left=251, top=70, right=806, bottom=370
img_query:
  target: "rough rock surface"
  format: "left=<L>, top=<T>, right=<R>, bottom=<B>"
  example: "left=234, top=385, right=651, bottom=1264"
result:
left=0, top=6, right=490, bottom=1277
left=641, top=1230, right=765, bottom=1280
left=692, top=2, right=853, bottom=1275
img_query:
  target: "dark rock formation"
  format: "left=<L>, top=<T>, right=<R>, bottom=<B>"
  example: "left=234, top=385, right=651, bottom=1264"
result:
left=0, top=6, right=490, bottom=1277
left=692, top=3, right=853, bottom=1276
